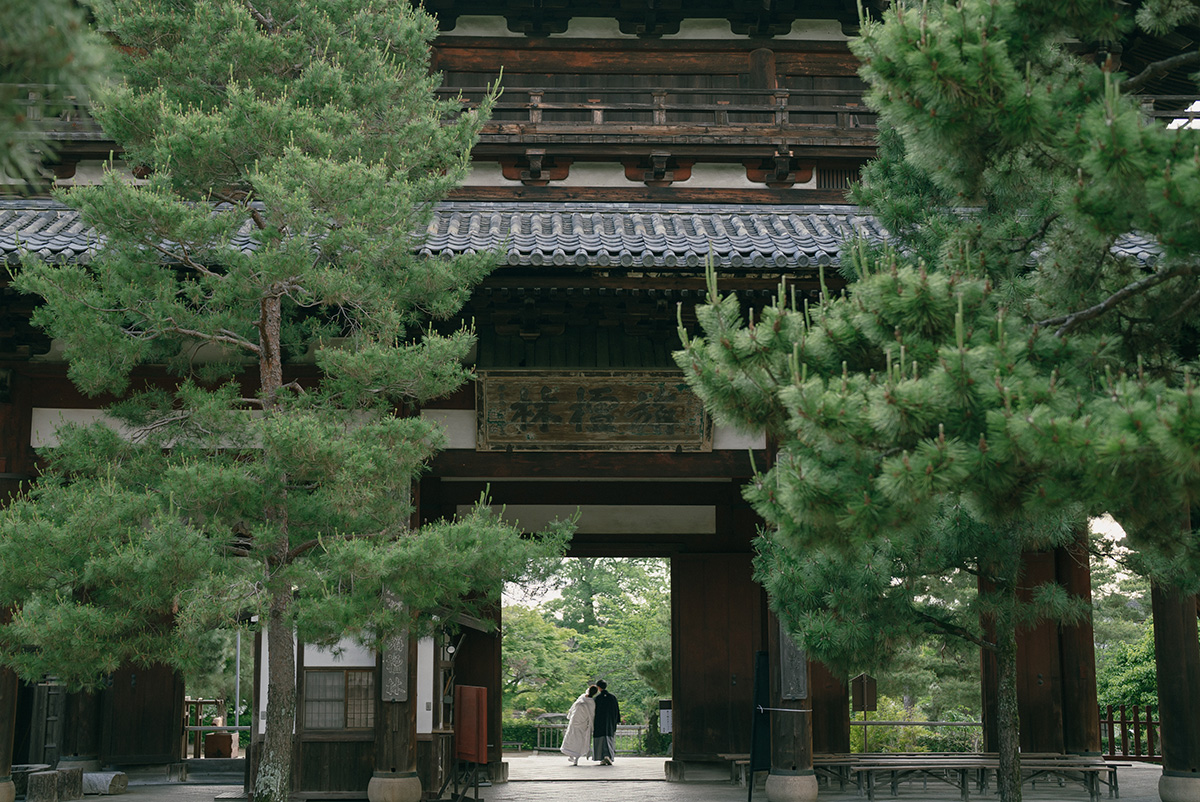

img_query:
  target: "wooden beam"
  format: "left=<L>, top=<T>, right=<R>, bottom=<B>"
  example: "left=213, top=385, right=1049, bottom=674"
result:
left=430, top=479, right=743, bottom=506
left=429, top=449, right=765, bottom=478
left=448, top=185, right=853, bottom=204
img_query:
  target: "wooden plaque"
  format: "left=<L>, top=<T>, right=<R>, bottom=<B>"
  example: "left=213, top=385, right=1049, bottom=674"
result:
left=476, top=370, right=712, bottom=451
left=381, top=632, right=409, bottom=702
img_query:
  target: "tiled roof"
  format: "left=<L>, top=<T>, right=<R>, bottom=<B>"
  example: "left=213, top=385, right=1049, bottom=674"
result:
left=0, top=199, right=1164, bottom=269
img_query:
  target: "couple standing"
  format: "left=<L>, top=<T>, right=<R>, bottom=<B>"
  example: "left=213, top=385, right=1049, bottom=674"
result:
left=560, top=679, right=620, bottom=765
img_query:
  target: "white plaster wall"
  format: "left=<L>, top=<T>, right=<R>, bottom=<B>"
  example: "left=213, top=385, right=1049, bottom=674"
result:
left=30, top=408, right=121, bottom=447
left=421, top=409, right=476, bottom=449
left=303, top=640, right=375, bottom=668
left=257, top=635, right=375, bottom=734
left=417, top=637, right=434, bottom=734
left=441, top=15, right=848, bottom=41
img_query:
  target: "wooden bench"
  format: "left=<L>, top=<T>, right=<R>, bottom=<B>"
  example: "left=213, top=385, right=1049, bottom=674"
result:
left=501, top=741, right=524, bottom=752
left=717, top=753, right=752, bottom=786
left=849, top=756, right=1126, bottom=802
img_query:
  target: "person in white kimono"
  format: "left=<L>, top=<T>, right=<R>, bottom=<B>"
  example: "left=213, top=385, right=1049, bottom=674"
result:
left=561, top=684, right=599, bottom=765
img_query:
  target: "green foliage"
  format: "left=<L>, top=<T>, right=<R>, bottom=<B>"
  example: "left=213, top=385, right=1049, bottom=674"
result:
left=641, top=712, right=672, bottom=756
left=1096, top=621, right=1159, bottom=708
left=502, top=605, right=576, bottom=712
left=502, top=558, right=671, bottom=725
left=679, top=4, right=1200, bottom=796
left=500, top=720, right=539, bottom=751
left=0, top=0, right=110, bottom=186
left=540, top=557, right=665, bottom=634
left=3, top=2, right=572, bottom=801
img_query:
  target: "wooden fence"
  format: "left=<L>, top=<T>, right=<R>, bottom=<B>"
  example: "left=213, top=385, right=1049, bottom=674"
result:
left=535, top=722, right=648, bottom=755
left=1101, top=704, right=1160, bottom=762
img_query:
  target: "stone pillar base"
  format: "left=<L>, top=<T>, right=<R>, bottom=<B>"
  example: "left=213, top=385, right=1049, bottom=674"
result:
left=664, top=760, right=686, bottom=782
left=367, top=773, right=422, bottom=802
left=0, top=779, right=14, bottom=802
left=487, top=760, right=508, bottom=784
left=765, top=771, right=818, bottom=802
left=1161, top=774, right=1200, bottom=802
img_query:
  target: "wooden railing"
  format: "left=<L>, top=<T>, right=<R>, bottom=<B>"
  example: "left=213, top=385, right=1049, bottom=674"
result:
left=436, top=86, right=877, bottom=132
left=8, top=82, right=1195, bottom=141
left=534, top=721, right=648, bottom=755
left=1100, top=704, right=1160, bottom=762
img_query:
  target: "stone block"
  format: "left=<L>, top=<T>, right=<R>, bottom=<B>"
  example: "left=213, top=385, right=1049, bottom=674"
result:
left=26, top=771, right=58, bottom=802
left=81, top=772, right=128, bottom=796
left=56, top=767, right=83, bottom=801
left=12, top=765, right=52, bottom=797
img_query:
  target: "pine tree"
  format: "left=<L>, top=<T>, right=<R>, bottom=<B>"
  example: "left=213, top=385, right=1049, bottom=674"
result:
left=678, top=2, right=1200, bottom=799
left=2, top=3, right=570, bottom=801
left=1, top=0, right=109, bottom=185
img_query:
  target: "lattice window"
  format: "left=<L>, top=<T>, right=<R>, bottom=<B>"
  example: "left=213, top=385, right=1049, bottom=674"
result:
left=304, top=669, right=374, bottom=730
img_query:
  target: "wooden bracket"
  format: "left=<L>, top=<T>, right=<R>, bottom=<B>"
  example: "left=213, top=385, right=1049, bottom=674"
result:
left=623, top=152, right=694, bottom=188
left=499, top=150, right=572, bottom=186
left=744, top=153, right=814, bottom=189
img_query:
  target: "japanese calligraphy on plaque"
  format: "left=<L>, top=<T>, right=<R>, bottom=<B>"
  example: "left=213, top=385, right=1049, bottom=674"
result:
left=477, top=371, right=712, bottom=451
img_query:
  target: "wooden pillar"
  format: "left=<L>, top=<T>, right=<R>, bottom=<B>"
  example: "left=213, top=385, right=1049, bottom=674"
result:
left=749, top=48, right=777, bottom=91
left=981, top=550, right=1066, bottom=754
left=809, top=661, right=849, bottom=754
left=454, top=615, right=504, bottom=782
left=1152, top=582, right=1200, bottom=802
left=368, top=633, right=421, bottom=802
left=59, top=691, right=103, bottom=770
left=1055, top=532, right=1100, bottom=755
left=0, top=668, right=17, bottom=802
left=764, top=611, right=816, bottom=802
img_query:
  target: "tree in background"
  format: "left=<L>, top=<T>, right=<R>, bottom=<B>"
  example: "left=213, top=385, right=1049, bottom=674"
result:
left=1, top=0, right=109, bottom=186
left=503, top=558, right=671, bottom=726
left=540, top=557, right=664, bottom=634
left=1, top=3, right=570, bottom=801
left=502, top=605, right=575, bottom=713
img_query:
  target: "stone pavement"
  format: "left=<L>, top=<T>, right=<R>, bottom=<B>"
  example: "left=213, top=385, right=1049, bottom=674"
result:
left=111, top=752, right=1168, bottom=801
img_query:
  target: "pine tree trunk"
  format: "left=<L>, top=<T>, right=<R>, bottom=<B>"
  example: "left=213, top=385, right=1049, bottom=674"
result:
left=994, top=595, right=1022, bottom=802
left=256, top=584, right=296, bottom=802
left=991, top=533, right=1023, bottom=802
left=254, top=292, right=294, bottom=802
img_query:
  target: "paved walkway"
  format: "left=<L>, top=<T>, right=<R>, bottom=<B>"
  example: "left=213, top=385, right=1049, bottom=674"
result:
left=113, top=752, right=1168, bottom=801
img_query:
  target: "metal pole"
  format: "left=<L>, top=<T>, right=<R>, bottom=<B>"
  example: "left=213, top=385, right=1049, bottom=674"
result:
left=234, top=630, right=241, bottom=744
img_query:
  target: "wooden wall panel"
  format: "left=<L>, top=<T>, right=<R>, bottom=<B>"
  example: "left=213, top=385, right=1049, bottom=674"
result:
left=671, top=553, right=761, bottom=760
left=435, top=40, right=859, bottom=78
left=1015, top=551, right=1065, bottom=754
left=100, top=664, right=184, bottom=765
left=809, top=660, right=849, bottom=754
left=297, top=740, right=374, bottom=792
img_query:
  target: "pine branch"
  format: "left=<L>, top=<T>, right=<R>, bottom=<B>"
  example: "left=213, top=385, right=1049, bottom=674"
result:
left=212, top=191, right=269, bottom=231
left=240, top=0, right=276, bottom=33
left=1037, top=264, right=1197, bottom=336
left=1121, top=51, right=1200, bottom=95
left=163, top=319, right=263, bottom=354
left=912, top=607, right=992, bottom=650
left=1005, top=213, right=1060, bottom=254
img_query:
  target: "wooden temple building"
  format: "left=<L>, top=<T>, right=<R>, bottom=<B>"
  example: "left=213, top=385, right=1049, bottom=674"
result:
left=1, top=1, right=1199, bottom=801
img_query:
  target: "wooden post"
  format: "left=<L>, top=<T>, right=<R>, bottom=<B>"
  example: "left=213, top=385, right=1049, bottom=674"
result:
left=809, top=661, right=849, bottom=754
left=764, top=611, right=816, bottom=802
left=1055, top=530, right=1100, bottom=755
left=59, top=691, right=103, bottom=771
left=0, top=668, right=17, bottom=802
left=368, top=632, right=421, bottom=802
left=1152, top=581, right=1200, bottom=802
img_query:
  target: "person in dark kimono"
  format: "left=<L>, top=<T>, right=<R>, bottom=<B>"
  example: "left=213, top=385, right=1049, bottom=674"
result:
left=591, top=679, right=621, bottom=765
